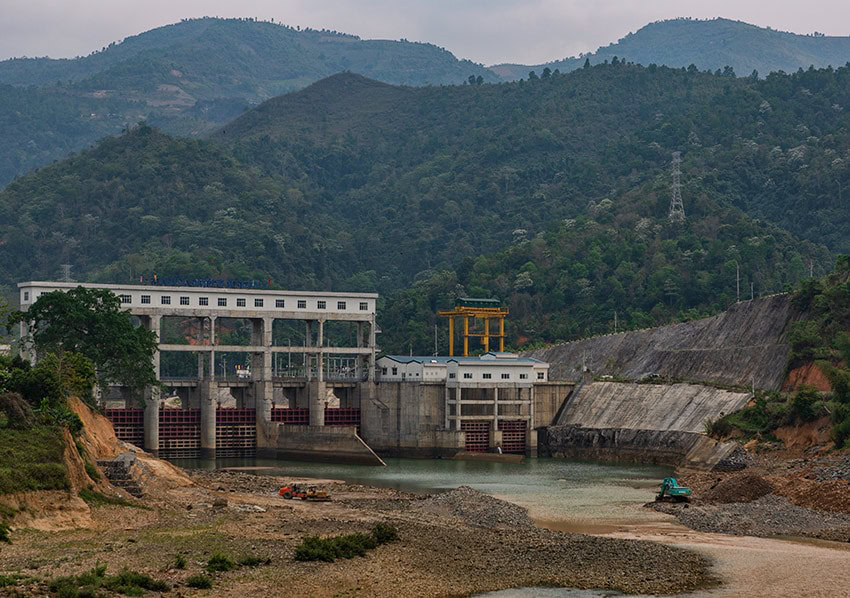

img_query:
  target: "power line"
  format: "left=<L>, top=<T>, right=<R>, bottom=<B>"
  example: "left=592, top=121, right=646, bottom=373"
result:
left=669, top=151, right=685, bottom=223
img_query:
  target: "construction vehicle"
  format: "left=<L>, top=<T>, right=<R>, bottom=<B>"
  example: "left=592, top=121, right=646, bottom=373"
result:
left=656, top=477, right=692, bottom=502
left=279, top=484, right=331, bottom=502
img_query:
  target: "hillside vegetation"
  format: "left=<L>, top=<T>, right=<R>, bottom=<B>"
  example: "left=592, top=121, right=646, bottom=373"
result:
left=492, top=18, right=850, bottom=80
left=2, top=63, right=848, bottom=351
left=0, top=17, right=495, bottom=185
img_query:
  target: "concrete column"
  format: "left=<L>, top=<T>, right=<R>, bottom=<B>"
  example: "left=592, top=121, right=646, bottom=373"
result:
left=310, top=320, right=326, bottom=426
left=210, top=316, right=217, bottom=381
left=305, top=321, right=313, bottom=381
left=530, top=385, right=535, bottom=430
left=454, top=387, right=462, bottom=430
left=144, top=396, right=161, bottom=456
left=149, top=314, right=162, bottom=380
left=444, top=386, right=450, bottom=430
left=368, top=315, right=377, bottom=381
left=355, top=322, right=364, bottom=380
left=493, top=387, right=499, bottom=431
left=257, top=316, right=274, bottom=429
left=200, top=383, right=216, bottom=459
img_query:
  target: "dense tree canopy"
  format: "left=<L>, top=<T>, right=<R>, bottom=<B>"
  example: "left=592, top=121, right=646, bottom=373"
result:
left=1, top=62, right=849, bottom=352
left=10, top=287, right=158, bottom=392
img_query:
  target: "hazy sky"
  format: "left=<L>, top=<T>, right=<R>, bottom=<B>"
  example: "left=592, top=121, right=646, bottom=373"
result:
left=2, top=0, right=850, bottom=65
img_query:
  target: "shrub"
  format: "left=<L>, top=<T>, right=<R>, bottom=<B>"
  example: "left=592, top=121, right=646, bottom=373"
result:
left=0, top=393, right=36, bottom=430
left=832, top=417, right=850, bottom=449
left=78, top=489, right=148, bottom=510
left=206, top=553, right=236, bottom=572
left=84, top=462, right=101, bottom=482
left=0, top=521, right=10, bottom=544
left=186, top=574, right=213, bottom=589
left=371, top=522, right=399, bottom=544
left=237, top=555, right=268, bottom=567
left=174, top=554, right=186, bottom=570
left=49, top=564, right=168, bottom=597
left=294, top=527, right=398, bottom=563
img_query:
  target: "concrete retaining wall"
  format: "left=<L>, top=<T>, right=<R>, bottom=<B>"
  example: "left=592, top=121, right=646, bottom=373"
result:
left=542, top=381, right=750, bottom=466
left=257, top=423, right=384, bottom=465
left=561, top=382, right=752, bottom=434
left=544, top=425, right=736, bottom=468
left=360, top=382, right=465, bottom=457
left=526, top=294, right=801, bottom=390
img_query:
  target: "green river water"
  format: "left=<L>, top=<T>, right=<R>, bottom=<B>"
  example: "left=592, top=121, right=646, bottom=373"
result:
left=177, top=457, right=673, bottom=597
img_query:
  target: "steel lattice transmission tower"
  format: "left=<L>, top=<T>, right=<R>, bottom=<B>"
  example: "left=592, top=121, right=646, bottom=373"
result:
left=668, top=151, right=685, bottom=223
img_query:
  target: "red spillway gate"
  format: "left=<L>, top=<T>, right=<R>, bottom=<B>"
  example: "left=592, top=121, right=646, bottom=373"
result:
left=216, top=408, right=256, bottom=457
left=461, top=421, right=490, bottom=452
left=158, top=408, right=201, bottom=458
left=104, top=408, right=144, bottom=447
left=498, top=420, right=527, bottom=454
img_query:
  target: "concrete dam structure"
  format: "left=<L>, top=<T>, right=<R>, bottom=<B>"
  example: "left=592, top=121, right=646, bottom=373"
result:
left=17, top=281, right=572, bottom=463
left=546, top=382, right=750, bottom=466
left=528, top=295, right=802, bottom=466
left=526, top=294, right=800, bottom=391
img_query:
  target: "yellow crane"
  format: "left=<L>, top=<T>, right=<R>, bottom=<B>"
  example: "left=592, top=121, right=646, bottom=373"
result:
left=438, top=298, right=508, bottom=356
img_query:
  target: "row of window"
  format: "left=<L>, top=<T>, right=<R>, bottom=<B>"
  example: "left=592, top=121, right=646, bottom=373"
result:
left=119, top=294, right=368, bottom=311
left=381, top=368, right=544, bottom=380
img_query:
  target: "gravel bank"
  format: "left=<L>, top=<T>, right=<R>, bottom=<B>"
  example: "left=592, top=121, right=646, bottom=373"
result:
left=652, top=494, right=850, bottom=541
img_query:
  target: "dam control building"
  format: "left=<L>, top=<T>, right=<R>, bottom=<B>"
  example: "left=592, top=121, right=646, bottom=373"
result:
left=17, top=281, right=572, bottom=462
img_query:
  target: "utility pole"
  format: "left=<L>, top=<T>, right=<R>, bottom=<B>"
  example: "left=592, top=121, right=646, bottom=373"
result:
left=751, top=282, right=754, bottom=301
left=434, top=324, right=438, bottom=356
left=736, top=262, right=740, bottom=303
left=614, top=310, right=618, bottom=334
left=59, top=264, right=74, bottom=282
left=668, top=152, right=685, bottom=223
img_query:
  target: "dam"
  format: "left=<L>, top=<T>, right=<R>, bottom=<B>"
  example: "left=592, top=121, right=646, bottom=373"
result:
left=17, top=282, right=800, bottom=466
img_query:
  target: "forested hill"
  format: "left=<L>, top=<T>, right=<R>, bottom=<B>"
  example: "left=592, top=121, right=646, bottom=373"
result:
left=0, top=17, right=496, bottom=186
left=1, top=63, right=846, bottom=352
left=491, top=18, right=850, bottom=80
left=0, top=17, right=496, bottom=90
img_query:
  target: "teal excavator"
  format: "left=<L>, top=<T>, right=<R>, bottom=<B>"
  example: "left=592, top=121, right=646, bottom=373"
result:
left=656, top=477, right=692, bottom=502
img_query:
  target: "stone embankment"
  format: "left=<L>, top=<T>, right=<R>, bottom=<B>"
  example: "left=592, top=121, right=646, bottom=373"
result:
left=526, top=295, right=805, bottom=466
left=527, top=294, right=800, bottom=390
left=545, top=382, right=750, bottom=466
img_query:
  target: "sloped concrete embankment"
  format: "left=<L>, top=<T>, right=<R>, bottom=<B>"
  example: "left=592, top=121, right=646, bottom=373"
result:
left=527, top=294, right=800, bottom=390
left=546, top=382, right=751, bottom=467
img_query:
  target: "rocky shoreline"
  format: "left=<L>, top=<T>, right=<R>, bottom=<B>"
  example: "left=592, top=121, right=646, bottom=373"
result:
left=1, top=468, right=716, bottom=597
left=648, top=454, right=850, bottom=542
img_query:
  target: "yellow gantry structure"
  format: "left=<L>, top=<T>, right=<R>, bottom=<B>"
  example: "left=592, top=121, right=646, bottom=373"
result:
left=437, top=298, right=509, bottom=356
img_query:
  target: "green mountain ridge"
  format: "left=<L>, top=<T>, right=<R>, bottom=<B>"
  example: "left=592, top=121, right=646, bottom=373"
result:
left=491, top=18, right=850, bottom=80
left=0, top=64, right=844, bottom=352
left=3, top=16, right=850, bottom=188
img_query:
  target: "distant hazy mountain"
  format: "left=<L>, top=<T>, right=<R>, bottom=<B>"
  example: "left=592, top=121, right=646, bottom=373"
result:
left=0, top=17, right=496, bottom=91
left=0, top=17, right=496, bottom=185
left=491, top=18, right=850, bottom=80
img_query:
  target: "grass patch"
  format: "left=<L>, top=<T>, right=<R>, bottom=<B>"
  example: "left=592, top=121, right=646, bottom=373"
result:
left=294, top=523, right=399, bottom=563
left=49, top=563, right=169, bottom=597
left=0, top=425, right=69, bottom=495
left=78, top=489, right=149, bottom=510
left=206, top=553, right=236, bottom=572
left=84, top=461, right=101, bottom=482
left=186, top=574, right=213, bottom=589
left=174, top=554, right=186, bottom=570
left=0, top=573, right=34, bottom=587
left=0, top=521, right=10, bottom=544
